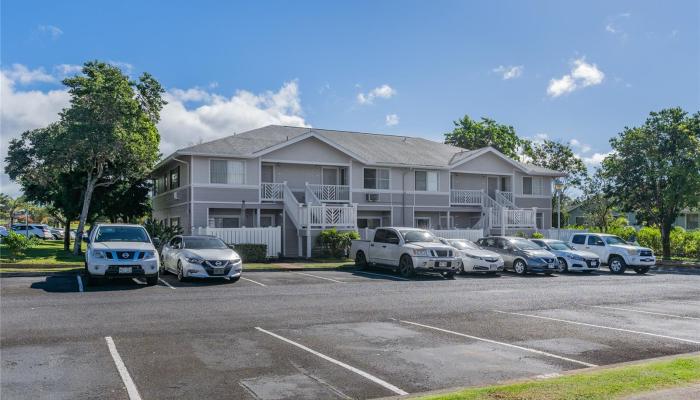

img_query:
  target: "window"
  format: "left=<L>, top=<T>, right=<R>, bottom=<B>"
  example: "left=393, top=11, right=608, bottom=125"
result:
left=687, top=214, right=699, bottom=230
left=357, top=217, right=382, bottom=229
left=260, top=215, right=275, bottom=227
left=364, top=168, right=390, bottom=190
left=439, top=215, right=454, bottom=229
left=169, top=166, right=180, bottom=189
left=170, top=217, right=180, bottom=227
left=154, top=175, right=167, bottom=195
left=415, top=171, right=438, bottom=192
left=261, top=164, right=274, bottom=183
left=571, top=234, right=586, bottom=245
left=536, top=212, right=543, bottom=229
left=210, top=160, right=245, bottom=185
left=522, top=176, right=543, bottom=195
left=588, top=235, right=605, bottom=246
left=384, top=230, right=400, bottom=244
left=373, top=229, right=387, bottom=243
left=169, top=237, right=182, bottom=249
left=208, top=217, right=240, bottom=228
left=414, top=217, right=431, bottom=229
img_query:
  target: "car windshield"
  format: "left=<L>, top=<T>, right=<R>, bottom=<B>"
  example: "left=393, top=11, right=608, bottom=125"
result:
left=94, top=226, right=150, bottom=243
left=512, top=239, right=542, bottom=250
left=449, top=240, right=479, bottom=250
left=549, top=242, right=574, bottom=250
left=604, top=236, right=627, bottom=245
left=184, top=237, right=229, bottom=249
left=401, top=230, right=439, bottom=243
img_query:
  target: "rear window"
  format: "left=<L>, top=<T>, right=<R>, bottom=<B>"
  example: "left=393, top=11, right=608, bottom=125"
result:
left=571, top=234, right=586, bottom=244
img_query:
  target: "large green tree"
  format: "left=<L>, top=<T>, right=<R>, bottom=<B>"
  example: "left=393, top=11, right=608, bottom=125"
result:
left=580, top=169, right=617, bottom=231
left=444, top=115, right=524, bottom=158
left=602, top=108, right=700, bottom=259
left=523, top=139, right=587, bottom=190
left=0, top=194, right=26, bottom=227
left=58, top=61, right=164, bottom=254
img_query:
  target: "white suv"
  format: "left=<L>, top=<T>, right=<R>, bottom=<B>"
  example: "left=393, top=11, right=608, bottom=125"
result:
left=84, top=224, right=160, bottom=285
left=569, top=233, right=655, bottom=274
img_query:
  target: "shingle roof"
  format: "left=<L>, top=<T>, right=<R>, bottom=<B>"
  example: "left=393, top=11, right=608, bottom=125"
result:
left=172, top=125, right=564, bottom=174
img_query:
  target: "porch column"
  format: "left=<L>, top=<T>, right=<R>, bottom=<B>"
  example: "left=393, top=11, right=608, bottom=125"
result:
left=447, top=210, right=451, bottom=229
left=501, top=207, right=507, bottom=236
left=256, top=208, right=261, bottom=227
left=306, top=226, right=311, bottom=259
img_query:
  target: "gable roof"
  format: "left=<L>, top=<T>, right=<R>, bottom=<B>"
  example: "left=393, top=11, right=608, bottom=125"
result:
left=164, top=125, right=565, bottom=175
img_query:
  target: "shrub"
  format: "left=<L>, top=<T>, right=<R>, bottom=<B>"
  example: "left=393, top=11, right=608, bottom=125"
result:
left=637, top=226, right=661, bottom=254
left=231, top=243, right=268, bottom=262
left=3, top=231, right=39, bottom=262
left=317, top=228, right=360, bottom=258
left=143, top=218, right=183, bottom=249
left=531, top=232, right=544, bottom=239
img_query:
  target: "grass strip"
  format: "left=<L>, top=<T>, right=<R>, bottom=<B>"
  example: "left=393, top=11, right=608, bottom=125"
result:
left=417, top=356, right=700, bottom=400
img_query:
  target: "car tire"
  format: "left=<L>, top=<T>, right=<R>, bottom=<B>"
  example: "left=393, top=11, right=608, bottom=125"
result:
left=177, top=260, right=187, bottom=282
left=355, top=251, right=368, bottom=269
left=558, top=257, right=568, bottom=272
left=608, top=256, right=627, bottom=274
left=514, top=259, right=527, bottom=275
left=443, top=271, right=456, bottom=280
left=146, top=274, right=158, bottom=286
left=634, top=266, right=650, bottom=274
left=227, top=276, right=240, bottom=283
left=399, top=255, right=416, bottom=278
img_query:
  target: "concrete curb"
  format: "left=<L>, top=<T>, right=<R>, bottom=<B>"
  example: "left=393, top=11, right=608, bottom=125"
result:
left=0, top=266, right=358, bottom=277
left=377, top=351, right=700, bottom=399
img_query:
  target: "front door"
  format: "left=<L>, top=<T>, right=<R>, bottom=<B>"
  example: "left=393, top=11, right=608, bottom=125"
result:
left=487, top=176, right=499, bottom=199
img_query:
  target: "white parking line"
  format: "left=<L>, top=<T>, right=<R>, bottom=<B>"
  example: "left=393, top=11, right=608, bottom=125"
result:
left=355, top=271, right=410, bottom=281
left=241, top=277, right=267, bottom=287
left=294, top=272, right=345, bottom=283
left=494, top=310, right=700, bottom=345
left=399, top=320, right=597, bottom=367
left=76, top=275, right=83, bottom=292
left=105, top=336, right=142, bottom=400
left=255, top=327, right=408, bottom=396
left=158, top=278, right=176, bottom=289
left=590, top=305, right=700, bottom=320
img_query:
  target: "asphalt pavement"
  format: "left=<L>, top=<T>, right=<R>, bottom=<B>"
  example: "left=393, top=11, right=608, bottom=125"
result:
left=1, top=267, right=699, bottom=399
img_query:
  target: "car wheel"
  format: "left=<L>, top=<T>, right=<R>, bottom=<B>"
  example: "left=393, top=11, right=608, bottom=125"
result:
left=558, top=257, right=568, bottom=272
left=399, top=256, right=416, bottom=278
left=227, top=276, right=240, bottom=283
left=514, top=259, right=527, bottom=275
left=443, top=271, right=456, bottom=280
left=634, top=266, right=650, bottom=274
left=608, top=256, right=627, bottom=274
left=177, top=260, right=186, bottom=282
left=355, top=251, right=368, bottom=269
left=146, top=274, right=158, bottom=286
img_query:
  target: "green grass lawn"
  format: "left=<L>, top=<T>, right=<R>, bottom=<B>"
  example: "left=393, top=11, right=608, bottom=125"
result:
left=418, top=356, right=700, bottom=400
left=1, top=240, right=85, bottom=265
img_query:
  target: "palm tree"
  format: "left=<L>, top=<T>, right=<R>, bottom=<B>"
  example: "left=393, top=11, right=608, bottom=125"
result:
left=0, top=194, right=27, bottom=227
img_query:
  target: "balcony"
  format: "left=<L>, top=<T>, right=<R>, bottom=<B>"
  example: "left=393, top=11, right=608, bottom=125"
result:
left=450, top=189, right=484, bottom=206
left=306, top=183, right=350, bottom=203
left=260, top=182, right=285, bottom=201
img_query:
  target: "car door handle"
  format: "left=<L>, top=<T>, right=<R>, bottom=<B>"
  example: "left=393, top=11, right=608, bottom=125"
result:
left=370, top=243, right=375, bottom=247
left=382, top=245, right=387, bottom=248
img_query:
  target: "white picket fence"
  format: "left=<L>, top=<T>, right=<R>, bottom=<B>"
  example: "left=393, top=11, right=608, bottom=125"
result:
left=193, top=226, right=281, bottom=258
left=543, top=228, right=588, bottom=241
left=358, top=228, right=484, bottom=242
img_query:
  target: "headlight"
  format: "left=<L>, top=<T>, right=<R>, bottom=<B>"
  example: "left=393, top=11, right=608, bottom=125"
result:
left=142, top=251, right=156, bottom=259
left=569, top=254, right=585, bottom=261
left=413, top=249, right=430, bottom=257
left=627, top=248, right=639, bottom=256
left=230, top=257, right=241, bottom=264
left=92, top=250, right=107, bottom=259
left=186, top=256, right=204, bottom=264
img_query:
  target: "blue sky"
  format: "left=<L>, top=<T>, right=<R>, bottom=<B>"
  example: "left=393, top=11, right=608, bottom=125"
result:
left=2, top=0, right=698, bottom=195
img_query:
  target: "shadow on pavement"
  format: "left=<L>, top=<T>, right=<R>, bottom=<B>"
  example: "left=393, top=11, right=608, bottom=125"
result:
left=29, top=275, right=79, bottom=292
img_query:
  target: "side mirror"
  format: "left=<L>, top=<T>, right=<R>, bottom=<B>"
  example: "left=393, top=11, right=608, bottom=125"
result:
left=153, top=237, right=161, bottom=247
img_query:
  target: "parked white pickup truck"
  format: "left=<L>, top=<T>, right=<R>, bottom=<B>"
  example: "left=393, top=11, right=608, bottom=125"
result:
left=568, top=233, right=655, bottom=274
left=350, top=227, right=462, bottom=279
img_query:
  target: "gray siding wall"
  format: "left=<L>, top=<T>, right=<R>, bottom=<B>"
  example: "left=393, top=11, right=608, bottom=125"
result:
left=452, top=152, right=515, bottom=174
left=263, top=137, right=352, bottom=164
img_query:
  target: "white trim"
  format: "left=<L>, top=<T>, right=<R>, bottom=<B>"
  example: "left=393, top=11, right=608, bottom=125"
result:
left=260, top=158, right=351, bottom=167
left=193, top=184, right=259, bottom=189
left=450, top=170, right=515, bottom=177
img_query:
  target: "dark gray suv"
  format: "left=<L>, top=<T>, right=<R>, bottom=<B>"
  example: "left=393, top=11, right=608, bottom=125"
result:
left=476, top=236, right=558, bottom=275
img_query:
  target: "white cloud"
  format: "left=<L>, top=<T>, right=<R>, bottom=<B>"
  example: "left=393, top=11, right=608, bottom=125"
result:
left=357, top=84, right=396, bottom=105
left=547, top=58, right=605, bottom=97
left=385, top=114, right=399, bottom=126
left=582, top=151, right=612, bottom=167
left=54, top=64, right=83, bottom=76
left=0, top=66, right=71, bottom=196
left=493, top=65, right=524, bottom=80
left=158, top=80, right=309, bottom=155
left=569, top=138, right=592, bottom=154
left=38, top=24, right=63, bottom=39
left=605, top=13, right=631, bottom=40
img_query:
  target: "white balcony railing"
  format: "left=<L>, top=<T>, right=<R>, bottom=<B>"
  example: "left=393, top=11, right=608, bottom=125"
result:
left=306, top=184, right=350, bottom=203
left=450, top=189, right=483, bottom=205
left=261, top=182, right=285, bottom=201
left=495, top=190, right=515, bottom=208
left=303, top=204, right=357, bottom=228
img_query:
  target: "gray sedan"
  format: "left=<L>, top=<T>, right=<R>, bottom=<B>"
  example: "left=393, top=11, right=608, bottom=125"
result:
left=475, top=236, right=558, bottom=275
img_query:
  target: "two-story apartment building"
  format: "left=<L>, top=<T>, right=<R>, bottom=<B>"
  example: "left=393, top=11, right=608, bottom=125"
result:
left=151, top=125, right=565, bottom=257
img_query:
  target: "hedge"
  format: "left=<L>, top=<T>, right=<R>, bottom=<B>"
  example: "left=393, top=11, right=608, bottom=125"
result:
left=230, top=243, right=267, bottom=262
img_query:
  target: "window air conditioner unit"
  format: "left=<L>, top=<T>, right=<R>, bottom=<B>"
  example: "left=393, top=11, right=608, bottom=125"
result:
left=366, top=193, right=379, bottom=202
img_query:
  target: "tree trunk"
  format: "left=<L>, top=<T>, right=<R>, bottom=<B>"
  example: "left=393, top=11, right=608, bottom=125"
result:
left=63, top=221, right=71, bottom=251
left=661, top=220, right=673, bottom=261
left=73, top=176, right=97, bottom=255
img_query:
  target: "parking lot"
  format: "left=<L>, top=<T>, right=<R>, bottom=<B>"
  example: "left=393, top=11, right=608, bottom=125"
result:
left=2, top=268, right=699, bottom=399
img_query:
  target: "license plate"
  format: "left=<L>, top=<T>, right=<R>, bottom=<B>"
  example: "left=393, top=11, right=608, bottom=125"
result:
left=549, top=264, right=556, bottom=269
left=212, top=268, right=224, bottom=275
left=591, top=261, right=598, bottom=266
left=118, top=267, right=132, bottom=274
left=438, top=261, right=447, bottom=267
left=490, top=264, right=498, bottom=269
